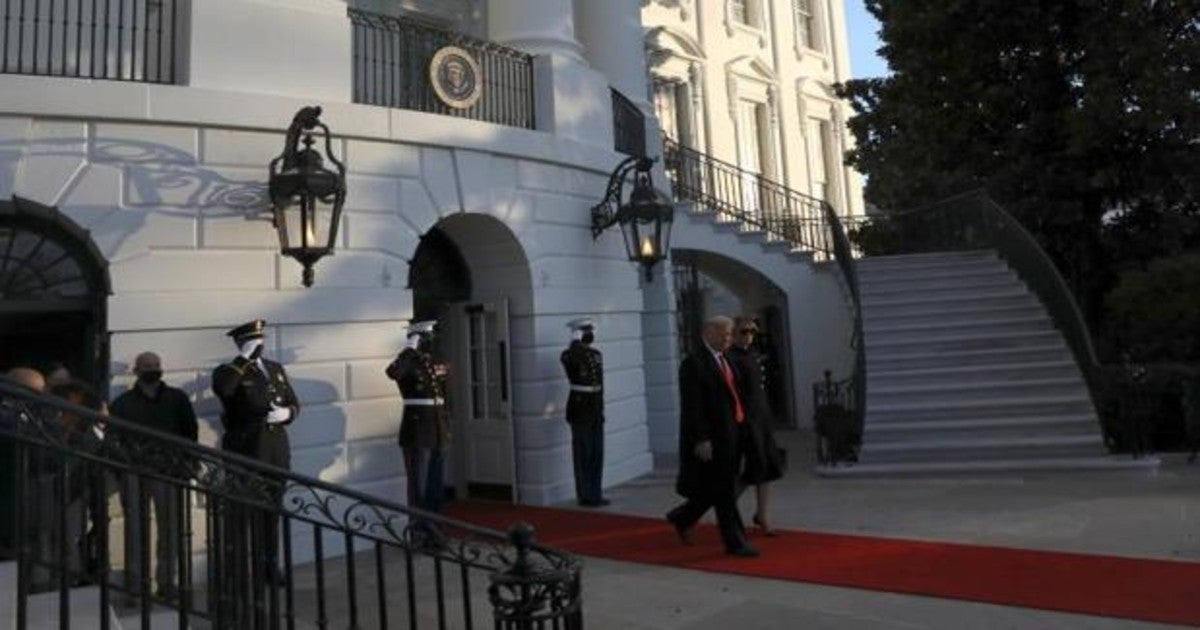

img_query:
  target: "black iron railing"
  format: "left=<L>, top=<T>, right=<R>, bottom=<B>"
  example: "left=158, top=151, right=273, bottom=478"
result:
left=0, top=0, right=180, bottom=83
left=612, top=88, right=646, bottom=157
left=662, top=137, right=834, bottom=258
left=856, top=190, right=1102, bottom=420
left=0, top=380, right=582, bottom=629
left=661, top=136, right=864, bottom=463
left=350, top=8, right=536, bottom=129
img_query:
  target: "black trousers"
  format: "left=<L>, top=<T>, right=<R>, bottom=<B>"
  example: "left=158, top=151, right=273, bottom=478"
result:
left=668, top=425, right=751, bottom=552
left=569, top=421, right=604, bottom=503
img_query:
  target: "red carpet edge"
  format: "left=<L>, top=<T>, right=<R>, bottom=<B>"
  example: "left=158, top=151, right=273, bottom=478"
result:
left=445, top=501, right=1200, bottom=627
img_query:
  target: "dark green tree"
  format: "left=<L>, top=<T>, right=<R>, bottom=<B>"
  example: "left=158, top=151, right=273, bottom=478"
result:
left=837, top=0, right=1199, bottom=325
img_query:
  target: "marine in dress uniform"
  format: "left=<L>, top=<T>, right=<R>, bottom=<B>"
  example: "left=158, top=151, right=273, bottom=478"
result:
left=560, top=318, right=608, bottom=507
left=210, top=319, right=300, bottom=585
left=386, top=320, right=449, bottom=516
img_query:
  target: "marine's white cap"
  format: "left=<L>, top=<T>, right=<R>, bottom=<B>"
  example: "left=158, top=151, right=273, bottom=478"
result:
left=567, top=317, right=595, bottom=340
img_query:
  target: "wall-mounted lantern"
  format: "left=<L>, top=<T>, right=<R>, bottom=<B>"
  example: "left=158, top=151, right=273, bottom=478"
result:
left=590, top=156, right=674, bottom=282
left=268, top=106, right=347, bottom=288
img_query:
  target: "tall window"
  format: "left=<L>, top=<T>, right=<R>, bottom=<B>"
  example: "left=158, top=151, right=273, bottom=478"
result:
left=806, top=118, right=832, bottom=205
left=732, top=0, right=749, bottom=24
left=793, top=0, right=818, bottom=51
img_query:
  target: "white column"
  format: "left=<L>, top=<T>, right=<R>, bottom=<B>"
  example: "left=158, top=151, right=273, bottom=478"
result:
left=186, top=0, right=351, bottom=102
left=574, top=0, right=652, bottom=111
left=488, top=0, right=583, bottom=61
left=490, top=0, right=612, bottom=146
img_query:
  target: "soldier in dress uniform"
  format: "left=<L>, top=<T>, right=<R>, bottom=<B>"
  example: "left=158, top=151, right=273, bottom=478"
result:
left=386, top=320, right=449, bottom=519
left=560, top=318, right=608, bottom=507
left=211, top=319, right=300, bottom=584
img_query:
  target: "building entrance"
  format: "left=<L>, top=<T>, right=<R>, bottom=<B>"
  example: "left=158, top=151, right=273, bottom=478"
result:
left=0, top=198, right=109, bottom=386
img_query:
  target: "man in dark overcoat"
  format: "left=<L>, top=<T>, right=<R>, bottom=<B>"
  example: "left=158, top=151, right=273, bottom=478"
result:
left=666, top=315, right=758, bottom=557
left=211, top=319, right=300, bottom=583
left=560, top=318, right=608, bottom=507
left=386, top=320, right=449, bottom=517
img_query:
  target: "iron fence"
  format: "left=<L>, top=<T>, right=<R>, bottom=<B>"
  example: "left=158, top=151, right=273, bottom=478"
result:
left=0, top=380, right=582, bottom=629
left=0, top=0, right=180, bottom=83
left=350, top=8, right=536, bottom=130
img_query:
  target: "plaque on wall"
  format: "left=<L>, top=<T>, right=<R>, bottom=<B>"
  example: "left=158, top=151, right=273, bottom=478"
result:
left=430, top=46, right=482, bottom=109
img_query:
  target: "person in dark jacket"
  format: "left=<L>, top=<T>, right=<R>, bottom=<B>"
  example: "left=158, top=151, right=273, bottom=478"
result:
left=729, top=316, right=786, bottom=536
left=386, top=320, right=449, bottom=518
left=560, top=317, right=608, bottom=507
left=211, top=319, right=300, bottom=583
left=666, top=316, right=758, bottom=557
left=111, top=352, right=199, bottom=599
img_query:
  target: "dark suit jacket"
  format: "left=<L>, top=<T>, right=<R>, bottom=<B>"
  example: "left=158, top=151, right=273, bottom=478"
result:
left=675, top=349, right=743, bottom=499
left=212, top=357, right=300, bottom=459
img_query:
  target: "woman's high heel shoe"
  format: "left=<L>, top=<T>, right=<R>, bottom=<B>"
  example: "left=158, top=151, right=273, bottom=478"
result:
left=752, top=514, right=779, bottom=537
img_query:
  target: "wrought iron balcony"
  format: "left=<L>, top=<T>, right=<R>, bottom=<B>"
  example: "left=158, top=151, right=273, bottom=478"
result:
left=0, top=0, right=181, bottom=83
left=350, top=8, right=536, bottom=130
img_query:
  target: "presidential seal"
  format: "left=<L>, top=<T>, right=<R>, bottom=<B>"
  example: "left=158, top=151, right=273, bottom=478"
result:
left=430, top=46, right=482, bottom=109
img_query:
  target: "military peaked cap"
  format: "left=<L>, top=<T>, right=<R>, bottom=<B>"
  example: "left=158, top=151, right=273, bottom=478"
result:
left=227, top=319, right=266, bottom=341
left=566, top=317, right=595, bottom=332
left=407, top=320, right=437, bottom=336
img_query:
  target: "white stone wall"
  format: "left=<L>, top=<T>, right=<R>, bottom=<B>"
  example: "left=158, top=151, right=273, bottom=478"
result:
left=0, top=76, right=654, bottom=507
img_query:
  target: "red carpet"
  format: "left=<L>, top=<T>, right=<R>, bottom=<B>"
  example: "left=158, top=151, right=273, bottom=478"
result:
left=445, top=501, right=1200, bottom=626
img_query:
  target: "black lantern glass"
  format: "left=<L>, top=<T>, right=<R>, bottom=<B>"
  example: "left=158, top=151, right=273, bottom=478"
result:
left=591, top=157, right=675, bottom=281
left=268, top=106, right=346, bottom=287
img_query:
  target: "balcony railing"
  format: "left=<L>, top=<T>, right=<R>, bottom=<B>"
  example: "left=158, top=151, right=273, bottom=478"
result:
left=350, top=8, right=536, bottom=129
left=0, top=0, right=180, bottom=83
left=0, top=380, right=583, bottom=629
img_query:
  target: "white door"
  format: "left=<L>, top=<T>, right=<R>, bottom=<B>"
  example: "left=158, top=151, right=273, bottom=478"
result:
left=446, top=299, right=516, bottom=502
left=737, top=100, right=763, bottom=217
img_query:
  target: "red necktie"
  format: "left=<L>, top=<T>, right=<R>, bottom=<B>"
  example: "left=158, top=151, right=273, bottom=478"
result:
left=718, top=355, right=745, bottom=424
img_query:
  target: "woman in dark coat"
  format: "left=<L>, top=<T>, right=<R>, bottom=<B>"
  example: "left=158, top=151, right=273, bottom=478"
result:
left=728, top=316, right=786, bottom=535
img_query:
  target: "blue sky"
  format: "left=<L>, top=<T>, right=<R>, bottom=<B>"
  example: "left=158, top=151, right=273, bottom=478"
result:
left=845, top=1, right=888, bottom=78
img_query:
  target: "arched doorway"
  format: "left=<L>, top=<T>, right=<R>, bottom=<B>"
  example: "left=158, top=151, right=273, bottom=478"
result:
left=672, top=248, right=793, bottom=427
left=407, top=215, right=533, bottom=503
left=0, top=197, right=110, bottom=386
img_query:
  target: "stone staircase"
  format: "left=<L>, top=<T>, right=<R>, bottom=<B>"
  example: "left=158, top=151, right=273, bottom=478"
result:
left=820, top=250, right=1160, bottom=477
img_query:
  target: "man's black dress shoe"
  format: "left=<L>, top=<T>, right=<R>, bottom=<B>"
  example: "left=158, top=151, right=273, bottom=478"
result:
left=579, top=498, right=611, bottom=507
left=725, top=545, right=760, bottom=558
left=665, top=512, right=694, bottom=545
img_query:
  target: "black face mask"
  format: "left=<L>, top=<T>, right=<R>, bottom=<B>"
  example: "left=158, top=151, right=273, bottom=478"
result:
left=581, top=331, right=595, bottom=345
left=137, top=370, right=163, bottom=385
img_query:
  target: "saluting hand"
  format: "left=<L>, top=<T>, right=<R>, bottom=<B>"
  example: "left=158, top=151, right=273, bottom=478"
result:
left=693, top=440, right=713, bottom=462
left=239, top=338, right=264, bottom=360
left=267, top=404, right=291, bottom=424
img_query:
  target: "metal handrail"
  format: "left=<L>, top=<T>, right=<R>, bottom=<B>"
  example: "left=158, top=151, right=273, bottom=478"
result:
left=662, top=137, right=834, bottom=257
left=0, top=380, right=582, bottom=628
left=349, top=7, right=536, bottom=129
left=868, top=189, right=1101, bottom=409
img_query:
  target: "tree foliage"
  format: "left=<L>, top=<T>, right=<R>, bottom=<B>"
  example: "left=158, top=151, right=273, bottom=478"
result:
left=837, top=0, right=1199, bottom=324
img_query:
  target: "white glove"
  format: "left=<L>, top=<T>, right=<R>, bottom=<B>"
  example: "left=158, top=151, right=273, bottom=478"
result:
left=238, top=338, right=264, bottom=360
left=267, top=404, right=292, bottom=424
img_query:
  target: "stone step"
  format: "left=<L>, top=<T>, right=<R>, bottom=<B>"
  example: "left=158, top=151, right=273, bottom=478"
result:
left=868, top=345, right=1073, bottom=371
left=858, top=434, right=1104, bottom=464
left=866, top=394, right=1095, bottom=423
left=863, top=303, right=1047, bottom=328
left=815, top=455, right=1161, bottom=478
left=863, top=414, right=1100, bottom=442
left=862, top=290, right=1039, bottom=317
left=856, top=250, right=997, bottom=269
left=21, top=585, right=123, bottom=629
left=864, top=315, right=1053, bottom=342
left=867, top=329, right=1065, bottom=354
left=860, top=273, right=1019, bottom=296
left=858, top=265, right=1012, bottom=287
left=866, top=377, right=1087, bottom=407
left=868, top=360, right=1080, bottom=388
left=860, top=279, right=1026, bottom=302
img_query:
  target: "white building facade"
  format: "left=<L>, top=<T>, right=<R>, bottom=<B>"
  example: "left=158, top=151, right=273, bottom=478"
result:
left=0, top=0, right=859, bottom=507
